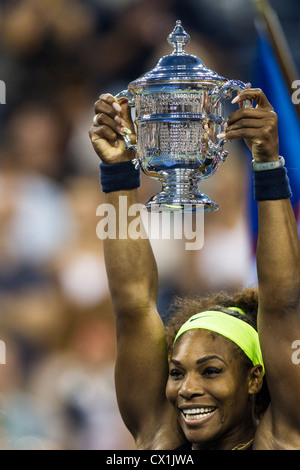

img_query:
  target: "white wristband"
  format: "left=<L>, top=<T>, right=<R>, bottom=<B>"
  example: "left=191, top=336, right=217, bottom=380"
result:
left=251, top=156, right=285, bottom=171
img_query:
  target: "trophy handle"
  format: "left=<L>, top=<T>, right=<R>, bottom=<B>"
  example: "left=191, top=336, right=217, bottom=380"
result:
left=205, top=80, right=252, bottom=159
left=210, top=80, right=252, bottom=107
left=115, top=90, right=137, bottom=152
left=115, top=89, right=135, bottom=107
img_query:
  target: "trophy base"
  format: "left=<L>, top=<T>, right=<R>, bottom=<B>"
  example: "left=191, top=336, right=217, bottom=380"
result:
left=142, top=168, right=219, bottom=213
left=144, top=193, right=219, bottom=213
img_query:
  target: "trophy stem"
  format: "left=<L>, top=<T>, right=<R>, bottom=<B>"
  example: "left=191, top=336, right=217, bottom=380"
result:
left=144, top=169, right=219, bottom=213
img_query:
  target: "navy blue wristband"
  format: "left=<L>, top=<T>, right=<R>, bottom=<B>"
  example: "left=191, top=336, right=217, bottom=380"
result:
left=253, top=167, right=292, bottom=201
left=100, top=161, right=140, bottom=193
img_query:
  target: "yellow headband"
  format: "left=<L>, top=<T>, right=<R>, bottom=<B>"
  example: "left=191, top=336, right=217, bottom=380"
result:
left=174, top=310, right=265, bottom=375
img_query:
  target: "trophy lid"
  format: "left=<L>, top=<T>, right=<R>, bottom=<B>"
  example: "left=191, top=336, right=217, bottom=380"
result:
left=128, top=20, right=227, bottom=88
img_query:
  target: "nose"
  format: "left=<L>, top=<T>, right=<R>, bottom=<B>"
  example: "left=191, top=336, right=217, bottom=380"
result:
left=179, top=373, right=205, bottom=400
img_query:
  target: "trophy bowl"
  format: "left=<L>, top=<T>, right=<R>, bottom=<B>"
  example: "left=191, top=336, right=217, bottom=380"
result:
left=116, top=20, right=250, bottom=212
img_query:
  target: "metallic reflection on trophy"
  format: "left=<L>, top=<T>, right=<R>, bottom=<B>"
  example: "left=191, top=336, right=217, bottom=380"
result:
left=117, top=21, right=250, bottom=212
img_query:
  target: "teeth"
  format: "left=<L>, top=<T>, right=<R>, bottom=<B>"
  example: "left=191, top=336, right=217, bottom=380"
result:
left=182, top=408, right=215, bottom=420
left=182, top=407, right=215, bottom=419
left=184, top=407, right=214, bottom=414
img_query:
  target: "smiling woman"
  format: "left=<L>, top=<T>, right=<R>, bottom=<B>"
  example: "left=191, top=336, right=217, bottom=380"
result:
left=164, top=289, right=270, bottom=431
left=89, top=88, right=300, bottom=450
left=165, top=306, right=265, bottom=450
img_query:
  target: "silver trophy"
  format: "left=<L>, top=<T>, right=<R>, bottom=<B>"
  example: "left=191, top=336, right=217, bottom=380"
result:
left=117, top=20, right=250, bottom=212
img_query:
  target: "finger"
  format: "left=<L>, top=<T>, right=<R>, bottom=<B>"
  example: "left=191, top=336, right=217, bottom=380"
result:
left=220, top=127, right=260, bottom=142
left=95, top=98, right=121, bottom=121
left=232, top=88, right=273, bottom=110
left=118, top=99, right=135, bottom=133
left=222, top=119, right=277, bottom=142
left=99, top=93, right=115, bottom=103
left=227, top=107, right=277, bottom=127
left=100, top=93, right=123, bottom=115
left=95, top=95, right=134, bottom=134
left=226, top=118, right=272, bottom=132
left=90, top=122, right=119, bottom=146
left=93, top=111, right=122, bottom=135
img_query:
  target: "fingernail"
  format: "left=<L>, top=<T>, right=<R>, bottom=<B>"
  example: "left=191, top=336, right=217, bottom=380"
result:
left=224, top=122, right=228, bottom=130
left=217, top=132, right=226, bottom=139
left=113, top=102, right=122, bottom=113
left=231, top=95, right=240, bottom=104
left=114, top=115, right=122, bottom=124
left=114, top=140, right=119, bottom=147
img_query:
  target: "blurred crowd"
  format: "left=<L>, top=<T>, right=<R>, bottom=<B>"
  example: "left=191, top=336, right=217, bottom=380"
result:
left=0, top=0, right=294, bottom=450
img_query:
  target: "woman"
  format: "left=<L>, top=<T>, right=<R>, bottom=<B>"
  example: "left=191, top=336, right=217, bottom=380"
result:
left=164, top=288, right=268, bottom=450
left=89, top=88, right=300, bottom=450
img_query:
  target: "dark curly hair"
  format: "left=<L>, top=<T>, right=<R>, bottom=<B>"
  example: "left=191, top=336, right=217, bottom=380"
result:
left=164, top=287, right=270, bottom=420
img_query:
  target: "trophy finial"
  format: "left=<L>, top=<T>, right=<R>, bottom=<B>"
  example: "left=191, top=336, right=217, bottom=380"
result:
left=168, top=20, right=190, bottom=55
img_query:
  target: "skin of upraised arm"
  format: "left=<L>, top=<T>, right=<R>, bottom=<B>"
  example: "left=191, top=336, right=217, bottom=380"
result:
left=89, top=94, right=184, bottom=449
left=225, top=88, right=300, bottom=448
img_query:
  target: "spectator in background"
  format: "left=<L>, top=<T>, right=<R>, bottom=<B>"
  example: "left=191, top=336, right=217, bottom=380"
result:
left=27, top=304, right=135, bottom=450
left=0, top=102, right=75, bottom=274
left=53, top=176, right=109, bottom=308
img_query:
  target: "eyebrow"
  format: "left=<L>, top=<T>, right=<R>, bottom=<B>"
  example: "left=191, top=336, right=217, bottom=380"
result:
left=170, top=355, right=228, bottom=366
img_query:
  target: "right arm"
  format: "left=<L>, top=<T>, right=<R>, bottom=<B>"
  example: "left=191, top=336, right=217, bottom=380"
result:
left=89, top=94, right=184, bottom=449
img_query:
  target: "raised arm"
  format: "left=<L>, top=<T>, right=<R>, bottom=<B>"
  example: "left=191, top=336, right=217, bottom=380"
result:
left=89, top=94, right=183, bottom=449
left=225, top=89, right=300, bottom=448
